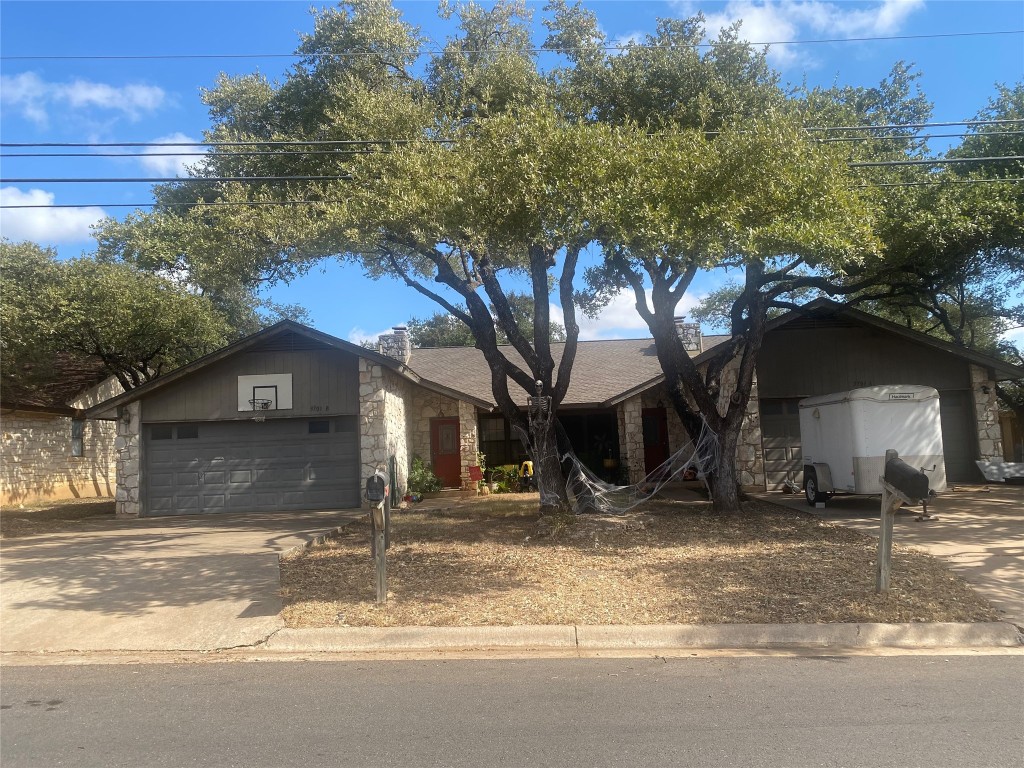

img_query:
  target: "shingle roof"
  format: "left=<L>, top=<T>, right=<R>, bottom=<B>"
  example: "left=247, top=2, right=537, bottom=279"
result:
left=407, top=336, right=730, bottom=409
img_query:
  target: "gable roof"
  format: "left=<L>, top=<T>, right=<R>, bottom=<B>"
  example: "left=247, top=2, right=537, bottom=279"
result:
left=85, top=302, right=1023, bottom=420
left=409, top=335, right=731, bottom=409
left=735, top=298, right=1024, bottom=381
left=85, top=320, right=493, bottom=419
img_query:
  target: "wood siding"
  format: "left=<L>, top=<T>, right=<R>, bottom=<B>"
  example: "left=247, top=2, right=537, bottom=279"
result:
left=756, top=325, right=971, bottom=399
left=141, top=348, right=359, bottom=422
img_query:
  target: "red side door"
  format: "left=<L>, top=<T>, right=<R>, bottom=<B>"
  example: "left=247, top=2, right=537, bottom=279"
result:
left=642, top=407, right=670, bottom=476
left=430, top=417, right=461, bottom=488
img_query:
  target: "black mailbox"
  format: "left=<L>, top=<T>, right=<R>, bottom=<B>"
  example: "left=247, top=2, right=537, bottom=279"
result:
left=884, top=456, right=930, bottom=500
left=366, top=471, right=389, bottom=502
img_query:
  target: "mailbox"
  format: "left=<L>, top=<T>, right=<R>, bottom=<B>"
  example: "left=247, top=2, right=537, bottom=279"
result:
left=366, top=471, right=389, bottom=503
left=884, top=455, right=930, bottom=501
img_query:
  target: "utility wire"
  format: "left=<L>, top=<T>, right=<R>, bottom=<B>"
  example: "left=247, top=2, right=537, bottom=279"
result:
left=3, top=119, right=1021, bottom=151
left=5, top=130, right=1024, bottom=158
left=4, top=176, right=1021, bottom=209
left=5, top=176, right=1022, bottom=209
left=2, top=28, right=1021, bottom=60
left=5, top=155, right=1019, bottom=184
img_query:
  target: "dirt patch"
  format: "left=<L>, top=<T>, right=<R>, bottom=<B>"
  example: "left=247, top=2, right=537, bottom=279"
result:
left=280, top=496, right=996, bottom=627
left=1, top=498, right=116, bottom=538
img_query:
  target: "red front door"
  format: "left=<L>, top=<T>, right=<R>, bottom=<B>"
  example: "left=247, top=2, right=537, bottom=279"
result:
left=642, top=407, right=670, bottom=476
left=430, top=417, right=461, bottom=488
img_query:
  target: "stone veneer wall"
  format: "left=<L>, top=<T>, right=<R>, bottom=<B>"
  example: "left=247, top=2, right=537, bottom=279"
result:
left=382, top=370, right=411, bottom=497
left=1, top=411, right=118, bottom=506
left=970, top=364, right=1003, bottom=461
left=457, top=400, right=480, bottom=491
left=713, top=359, right=766, bottom=490
left=359, top=359, right=390, bottom=506
left=408, top=389, right=458, bottom=467
left=114, top=402, right=142, bottom=517
left=618, top=395, right=646, bottom=484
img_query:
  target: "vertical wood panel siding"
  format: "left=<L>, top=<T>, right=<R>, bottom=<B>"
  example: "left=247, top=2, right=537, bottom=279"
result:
left=756, top=326, right=970, bottom=399
left=141, top=349, right=360, bottom=422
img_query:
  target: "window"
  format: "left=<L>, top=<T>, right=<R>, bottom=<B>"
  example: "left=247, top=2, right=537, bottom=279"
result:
left=480, top=417, right=505, bottom=442
left=71, top=419, right=84, bottom=457
left=308, top=420, right=330, bottom=434
left=151, top=425, right=173, bottom=440
left=177, top=424, right=199, bottom=439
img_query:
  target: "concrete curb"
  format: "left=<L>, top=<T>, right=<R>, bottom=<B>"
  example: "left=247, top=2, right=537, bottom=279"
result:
left=263, top=622, right=1022, bottom=653
left=265, top=625, right=577, bottom=652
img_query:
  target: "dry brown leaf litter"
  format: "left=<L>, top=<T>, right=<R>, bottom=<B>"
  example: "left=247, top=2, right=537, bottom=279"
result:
left=1, top=498, right=115, bottom=538
left=280, top=496, right=996, bottom=627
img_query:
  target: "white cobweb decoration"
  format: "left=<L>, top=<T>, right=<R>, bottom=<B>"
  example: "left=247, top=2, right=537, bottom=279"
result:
left=516, top=417, right=720, bottom=514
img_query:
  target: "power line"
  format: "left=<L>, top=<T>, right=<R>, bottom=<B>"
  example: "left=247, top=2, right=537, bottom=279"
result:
left=850, top=156, right=1024, bottom=168
left=4, top=177, right=1021, bottom=210
left=5, top=129, right=1022, bottom=159
left=2, top=29, right=1020, bottom=60
left=3, top=120, right=1020, bottom=152
left=5, top=154, right=1020, bottom=185
left=0, top=175, right=354, bottom=184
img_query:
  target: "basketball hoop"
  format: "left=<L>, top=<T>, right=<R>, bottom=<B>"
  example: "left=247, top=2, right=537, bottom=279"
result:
left=249, top=398, right=272, bottom=422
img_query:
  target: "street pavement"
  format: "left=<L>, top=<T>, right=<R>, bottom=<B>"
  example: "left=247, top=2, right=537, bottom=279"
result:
left=759, top=484, right=1024, bottom=628
left=2, top=656, right=1022, bottom=768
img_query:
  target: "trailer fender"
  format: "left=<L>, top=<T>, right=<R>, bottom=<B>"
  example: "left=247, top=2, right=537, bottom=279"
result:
left=806, top=463, right=834, bottom=492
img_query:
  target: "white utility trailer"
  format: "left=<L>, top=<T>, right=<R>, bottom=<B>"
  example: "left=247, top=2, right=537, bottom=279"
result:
left=799, top=385, right=947, bottom=506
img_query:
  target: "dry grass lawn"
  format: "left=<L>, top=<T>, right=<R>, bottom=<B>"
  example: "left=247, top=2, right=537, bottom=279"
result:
left=280, top=494, right=996, bottom=627
left=1, top=497, right=115, bottom=538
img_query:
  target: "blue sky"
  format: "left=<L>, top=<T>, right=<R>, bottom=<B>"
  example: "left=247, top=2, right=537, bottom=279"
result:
left=2, top=1, right=1022, bottom=343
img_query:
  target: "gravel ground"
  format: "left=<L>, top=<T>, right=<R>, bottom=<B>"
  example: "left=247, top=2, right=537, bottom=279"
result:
left=0, top=498, right=115, bottom=538
left=280, top=495, right=997, bottom=627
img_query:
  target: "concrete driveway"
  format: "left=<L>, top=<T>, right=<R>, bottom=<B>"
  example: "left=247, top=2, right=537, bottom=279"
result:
left=0, top=510, right=362, bottom=653
left=759, top=484, right=1024, bottom=628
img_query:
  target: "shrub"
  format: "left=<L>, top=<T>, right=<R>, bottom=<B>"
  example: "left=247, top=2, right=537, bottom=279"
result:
left=408, top=456, right=442, bottom=493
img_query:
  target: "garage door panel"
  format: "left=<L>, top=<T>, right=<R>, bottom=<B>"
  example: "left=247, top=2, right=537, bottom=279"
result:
left=145, top=419, right=361, bottom=516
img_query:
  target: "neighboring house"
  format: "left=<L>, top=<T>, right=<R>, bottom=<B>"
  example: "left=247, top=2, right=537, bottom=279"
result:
left=1, top=357, right=123, bottom=506
left=85, top=299, right=1023, bottom=518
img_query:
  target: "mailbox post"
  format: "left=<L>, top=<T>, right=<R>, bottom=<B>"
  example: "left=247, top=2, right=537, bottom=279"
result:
left=876, top=449, right=930, bottom=592
left=365, top=471, right=391, bottom=604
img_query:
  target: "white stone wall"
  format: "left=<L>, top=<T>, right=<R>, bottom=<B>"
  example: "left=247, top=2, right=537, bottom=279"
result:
left=408, top=389, right=459, bottom=468
left=619, top=395, right=646, bottom=484
left=114, top=402, right=142, bottom=518
left=970, top=364, right=1003, bottom=460
left=458, top=400, right=480, bottom=491
left=382, top=370, right=411, bottom=496
left=1, top=411, right=117, bottom=506
left=359, top=359, right=388, bottom=501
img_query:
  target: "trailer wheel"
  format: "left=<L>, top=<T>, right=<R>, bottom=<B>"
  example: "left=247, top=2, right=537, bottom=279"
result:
left=804, top=471, right=829, bottom=506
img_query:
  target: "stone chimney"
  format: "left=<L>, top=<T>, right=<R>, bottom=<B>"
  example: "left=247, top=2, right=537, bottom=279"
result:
left=674, top=316, right=702, bottom=354
left=377, top=325, right=412, bottom=365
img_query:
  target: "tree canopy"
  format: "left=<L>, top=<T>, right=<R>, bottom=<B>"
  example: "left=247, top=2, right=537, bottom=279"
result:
left=1, top=240, right=235, bottom=394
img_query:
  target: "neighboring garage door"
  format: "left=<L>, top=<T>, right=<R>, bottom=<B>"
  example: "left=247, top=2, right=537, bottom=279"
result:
left=938, top=390, right=980, bottom=483
left=144, top=417, right=359, bottom=516
left=760, top=398, right=803, bottom=491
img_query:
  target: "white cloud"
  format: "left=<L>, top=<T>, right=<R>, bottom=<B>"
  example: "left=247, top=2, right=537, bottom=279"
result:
left=554, top=290, right=705, bottom=341
left=138, top=133, right=203, bottom=177
left=0, top=72, right=167, bottom=127
left=693, top=0, right=925, bottom=66
left=0, top=187, right=106, bottom=244
left=346, top=325, right=393, bottom=347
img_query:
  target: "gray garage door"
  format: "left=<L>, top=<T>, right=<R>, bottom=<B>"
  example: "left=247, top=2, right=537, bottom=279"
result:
left=938, top=390, right=980, bottom=483
left=144, top=417, right=360, bottom=516
left=760, top=398, right=803, bottom=491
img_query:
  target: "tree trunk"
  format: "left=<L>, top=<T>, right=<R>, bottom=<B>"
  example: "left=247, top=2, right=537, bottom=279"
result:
left=708, top=422, right=742, bottom=513
left=523, top=416, right=570, bottom=514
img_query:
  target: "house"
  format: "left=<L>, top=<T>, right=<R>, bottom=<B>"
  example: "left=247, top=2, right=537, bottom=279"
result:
left=84, top=299, right=1022, bottom=518
left=1, top=357, right=123, bottom=506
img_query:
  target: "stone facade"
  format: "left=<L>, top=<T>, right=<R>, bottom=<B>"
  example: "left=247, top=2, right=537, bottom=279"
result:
left=114, top=402, right=142, bottom=518
left=457, top=399, right=480, bottom=491
left=359, top=359, right=391, bottom=506
left=970, top=364, right=1003, bottom=461
left=1, top=411, right=117, bottom=506
left=618, top=394, right=646, bottom=484
left=382, top=370, right=411, bottom=497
